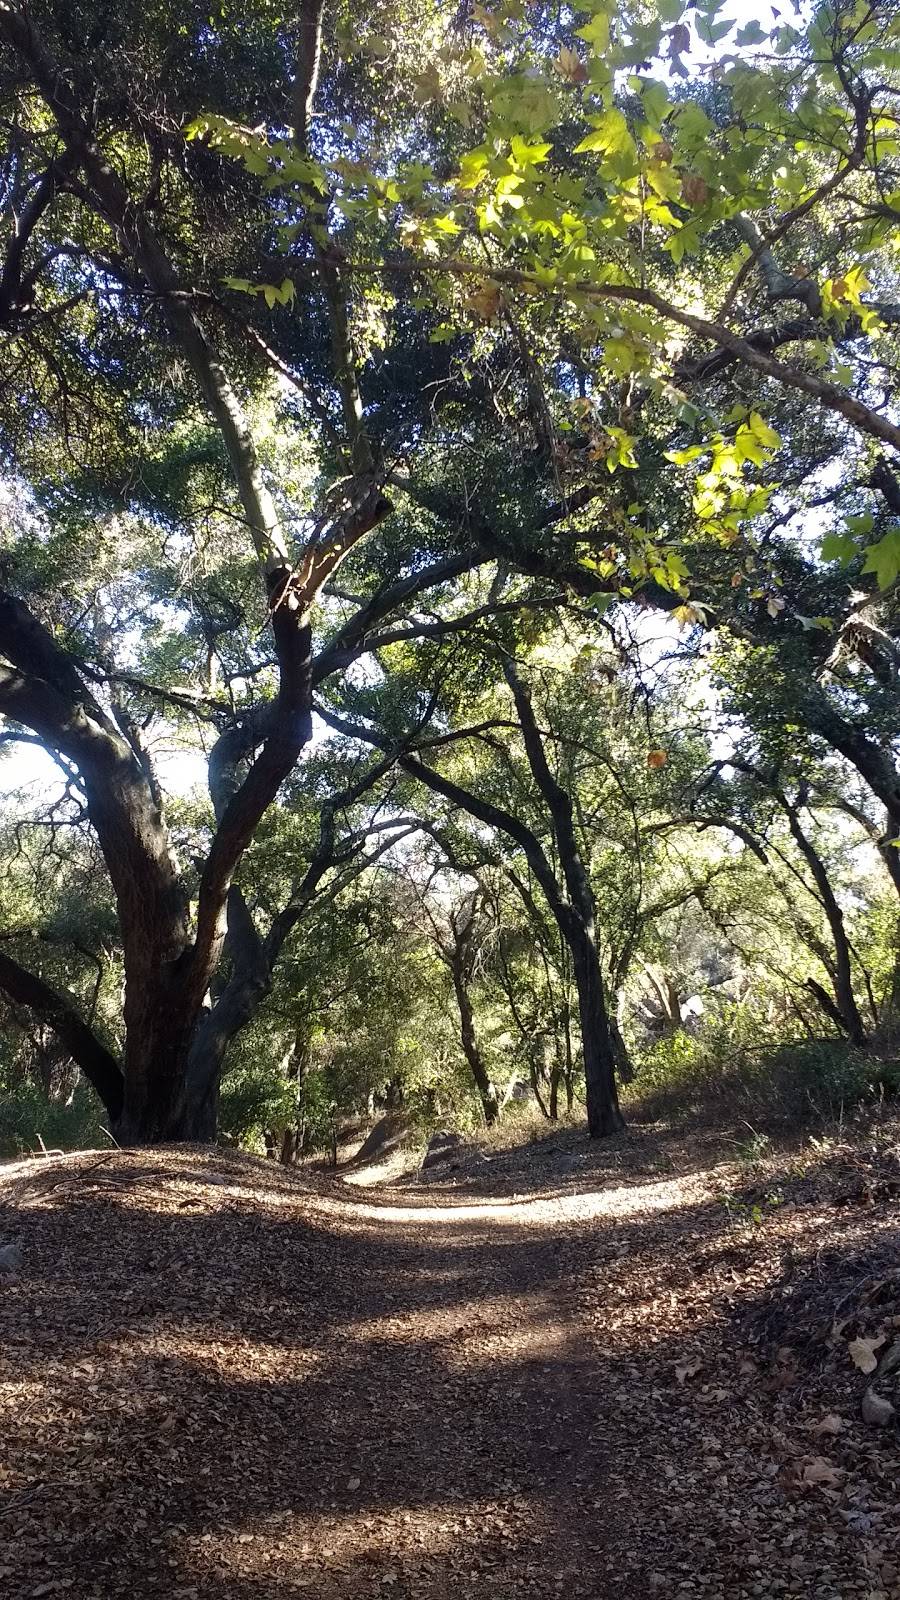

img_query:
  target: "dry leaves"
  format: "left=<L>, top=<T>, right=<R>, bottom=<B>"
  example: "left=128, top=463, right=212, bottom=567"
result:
left=2, top=1120, right=899, bottom=1600
left=861, top=1388, right=895, bottom=1427
left=464, top=281, right=503, bottom=321
left=675, top=1356, right=702, bottom=1384
left=554, top=45, right=588, bottom=84
left=800, top=1455, right=845, bottom=1488
left=848, top=1334, right=886, bottom=1374
left=808, top=1412, right=845, bottom=1436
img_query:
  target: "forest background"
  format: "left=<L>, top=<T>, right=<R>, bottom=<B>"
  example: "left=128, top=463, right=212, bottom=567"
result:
left=0, top=0, right=898, bottom=1159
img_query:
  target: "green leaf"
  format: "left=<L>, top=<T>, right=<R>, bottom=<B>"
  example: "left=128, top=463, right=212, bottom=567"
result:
left=747, top=412, right=780, bottom=449
left=510, top=135, right=552, bottom=168
left=696, top=14, right=734, bottom=44
left=574, top=109, right=634, bottom=163
left=664, top=445, right=706, bottom=465
left=630, top=76, right=669, bottom=129
left=576, top=12, right=611, bottom=52
left=862, top=526, right=900, bottom=589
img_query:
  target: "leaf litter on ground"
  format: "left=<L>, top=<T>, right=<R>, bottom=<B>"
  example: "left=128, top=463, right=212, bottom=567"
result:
left=0, top=1112, right=898, bottom=1598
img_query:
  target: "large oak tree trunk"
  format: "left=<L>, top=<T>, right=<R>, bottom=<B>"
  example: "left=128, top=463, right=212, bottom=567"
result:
left=0, top=589, right=314, bottom=1145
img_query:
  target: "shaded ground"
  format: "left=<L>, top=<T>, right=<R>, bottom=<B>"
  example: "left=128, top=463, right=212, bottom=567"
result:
left=1, top=1115, right=899, bottom=1599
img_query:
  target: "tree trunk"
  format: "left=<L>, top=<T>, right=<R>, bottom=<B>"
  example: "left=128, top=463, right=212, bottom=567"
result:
left=781, top=792, right=867, bottom=1046
left=321, top=698, right=627, bottom=1136
left=450, top=958, right=499, bottom=1126
left=527, top=1058, right=551, bottom=1119
left=610, top=1010, right=635, bottom=1084
left=0, top=529, right=316, bottom=1144
left=805, top=978, right=855, bottom=1038
left=567, top=916, right=625, bottom=1137
left=502, top=657, right=625, bottom=1137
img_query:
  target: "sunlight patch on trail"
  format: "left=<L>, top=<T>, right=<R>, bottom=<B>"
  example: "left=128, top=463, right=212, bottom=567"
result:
left=311, top=1172, right=712, bottom=1229
left=176, top=1492, right=538, bottom=1585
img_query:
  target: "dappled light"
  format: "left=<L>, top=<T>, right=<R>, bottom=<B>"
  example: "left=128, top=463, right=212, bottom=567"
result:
left=1, top=0, right=900, bottom=1593
left=3, top=1127, right=900, bottom=1597
left=309, top=1172, right=713, bottom=1227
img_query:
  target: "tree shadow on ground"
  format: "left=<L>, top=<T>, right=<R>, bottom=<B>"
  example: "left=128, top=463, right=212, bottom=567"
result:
left=1, top=1128, right=898, bottom=1600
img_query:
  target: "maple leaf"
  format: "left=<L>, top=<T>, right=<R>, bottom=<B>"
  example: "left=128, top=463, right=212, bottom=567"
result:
left=554, top=45, right=588, bottom=84
left=862, top=527, right=900, bottom=589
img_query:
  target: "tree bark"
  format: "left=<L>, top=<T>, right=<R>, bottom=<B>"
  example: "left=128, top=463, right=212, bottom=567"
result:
left=562, top=911, right=624, bottom=1136
left=0, top=947, right=124, bottom=1120
left=450, top=956, right=499, bottom=1126
left=501, top=656, right=625, bottom=1135
left=777, top=787, right=867, bottom=1045
left=805, top=978, right=856, bottom=1038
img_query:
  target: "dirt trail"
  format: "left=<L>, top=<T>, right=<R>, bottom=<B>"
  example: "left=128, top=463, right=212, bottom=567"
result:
left=1, top=1126, right=899, bottom=1599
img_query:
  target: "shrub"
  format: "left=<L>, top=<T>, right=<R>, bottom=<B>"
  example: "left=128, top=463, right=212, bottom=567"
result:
left=218, top=1060, right=299, bottom=1151
left=626, top=1008, right=897, bottom=1131
left=0, top=1078, right=106, bottom=1158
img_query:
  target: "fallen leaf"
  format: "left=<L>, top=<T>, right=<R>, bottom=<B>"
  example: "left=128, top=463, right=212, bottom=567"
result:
left=809, top=1413, right=845, bottom=1436
left=801, top=1455, right=844, bottom=1488
left=848, top=1334, right=886, bottom=1375
left=675, top=1358, right=702, bottom=1384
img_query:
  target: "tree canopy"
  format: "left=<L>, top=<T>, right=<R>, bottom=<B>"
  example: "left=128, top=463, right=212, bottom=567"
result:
left=0, top=0, right=898, bottom=1150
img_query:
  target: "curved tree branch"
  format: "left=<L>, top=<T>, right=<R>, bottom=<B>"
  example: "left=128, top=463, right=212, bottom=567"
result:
left=0, top=945, right=123, bottom=1118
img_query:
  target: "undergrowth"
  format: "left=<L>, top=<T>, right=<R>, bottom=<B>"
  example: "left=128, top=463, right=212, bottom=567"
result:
left=0, top=1079, right=107, bottom=1159
left=626, top=1014, right=900, bottom=1131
